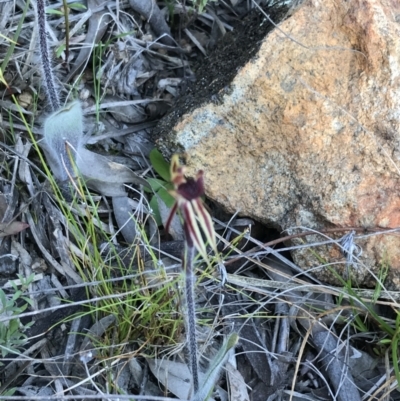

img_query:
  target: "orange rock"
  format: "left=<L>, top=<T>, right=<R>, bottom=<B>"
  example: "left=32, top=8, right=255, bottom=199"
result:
left=157, top=0, right=400, bottom=288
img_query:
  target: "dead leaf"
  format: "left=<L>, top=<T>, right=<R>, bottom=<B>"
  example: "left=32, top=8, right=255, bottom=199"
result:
left=0, top=193, right=8, bottom=219
left=226, top=362, right=250, bottom=401
left=112, top=196, right=138, bottom=243
left=76, top=148, right=149, bottom=196
left=79, top=314, right=116, bottom=363
left=148, top=359, right=192, bottom=400
left=64, top=0, right=110, bottom=82
left=148, top=359, right=214, bottom=401
left=0, top=221, right=29, bottom=237
left=157, top=193, right=184, bottom=241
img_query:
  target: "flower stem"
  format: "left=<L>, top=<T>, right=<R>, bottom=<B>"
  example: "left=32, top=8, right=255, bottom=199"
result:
left=183, top=244, right=199, bottom=394
left=36, top=0, right=60, bottom=111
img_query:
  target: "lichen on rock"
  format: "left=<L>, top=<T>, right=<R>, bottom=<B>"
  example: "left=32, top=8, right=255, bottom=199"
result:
left=155, top=0, right=400, bottom=289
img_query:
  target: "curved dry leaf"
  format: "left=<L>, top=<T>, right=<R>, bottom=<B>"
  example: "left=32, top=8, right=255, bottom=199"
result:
left=148, top=359, right=214, bottom=401
left=79, top=314, right=116, bottom=363
left=312, top=330, right=361, bottom=401
left=226, top=362, right=249, bottom=401
left=148, top=359, right=192, bottom=400
left=64, top=0, right=110, bottom=82
left=112, top=196, right=137, bottom=243
left=128, top=0, right=174, bottom=46
left=157, top=193, right=184, bottom=240
left=77, top=148, right=149, bottom=192
left=0, top=193, right=8, bottom=219
left=0, top=221, right=29, bottom=237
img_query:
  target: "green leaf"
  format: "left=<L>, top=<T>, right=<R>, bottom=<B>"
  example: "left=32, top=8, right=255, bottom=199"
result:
left=149, top=148, right=171, bottom=182
left=68, top=2, right=87, bottom=10
left=0, top=289, right=7, bottom=311
left=150, top=195, right=162, bottom=226
left=17, top=303, right=28, bottom=313
left=56, top=44, right=66, bottom=58
left=27, top=273, right=35, bottom=284
left=157, top=187, right=175, bottom=208
left=0, top=324, right=6, bottom=338
left=21, top=296, right=33, bottom=307
left=1, top=387, right=16, bottom=396
left=147, top=177, right=167, bottom=193
left=46, top=8, right=64, bottom=15
left=8, top=319, right=19, bottom=335
left=193, top=333, right=239, bottom=401
left=11, top=291, right=22, bottom=302
left=10, top=281, right=17, bottom=292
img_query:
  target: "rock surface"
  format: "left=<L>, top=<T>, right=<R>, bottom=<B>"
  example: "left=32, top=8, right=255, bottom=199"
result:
left=156, top=0, right=400, bottom=289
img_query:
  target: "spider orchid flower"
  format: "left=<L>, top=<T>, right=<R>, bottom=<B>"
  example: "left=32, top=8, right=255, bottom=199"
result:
left=165, top=155, right=217, bottom=262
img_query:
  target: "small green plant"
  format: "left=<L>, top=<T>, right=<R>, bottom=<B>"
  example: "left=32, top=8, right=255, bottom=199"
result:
left=192, top=0, right=215, bottom=14
left=329, top=266, right=400, bottom=386
left=92, top=42, right=106, bottom=124
left=372, top=258, right=389, bottom=303
left=0, top=273, right=34, bottom=361
left=46, top=1, right=86, bottom=15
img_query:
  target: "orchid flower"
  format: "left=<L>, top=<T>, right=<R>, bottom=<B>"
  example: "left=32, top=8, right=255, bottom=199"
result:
left=165, top=155, right=217, bottom=262
left=164, top=155, right=226, bottom=396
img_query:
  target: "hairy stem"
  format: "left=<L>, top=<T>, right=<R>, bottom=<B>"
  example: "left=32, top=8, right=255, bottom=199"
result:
left=36, top=0, right=60, bottom=111
left=183, top=244, right=199, bottom=394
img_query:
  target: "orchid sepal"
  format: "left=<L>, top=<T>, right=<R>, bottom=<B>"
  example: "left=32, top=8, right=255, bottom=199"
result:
left=165, top=155, right=217, bottom=263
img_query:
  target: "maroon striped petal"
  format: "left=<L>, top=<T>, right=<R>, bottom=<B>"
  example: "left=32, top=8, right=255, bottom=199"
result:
left=165, top=201, right=178, bottom=234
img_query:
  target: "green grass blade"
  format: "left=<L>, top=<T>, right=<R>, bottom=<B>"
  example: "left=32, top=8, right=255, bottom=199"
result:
left=1, top=0, right=30, bottom=72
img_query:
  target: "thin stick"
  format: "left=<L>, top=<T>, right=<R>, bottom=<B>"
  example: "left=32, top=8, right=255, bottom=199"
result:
left=223, top=225, right=400, bottom=266
left=62, top=0, right=70, bottom=63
